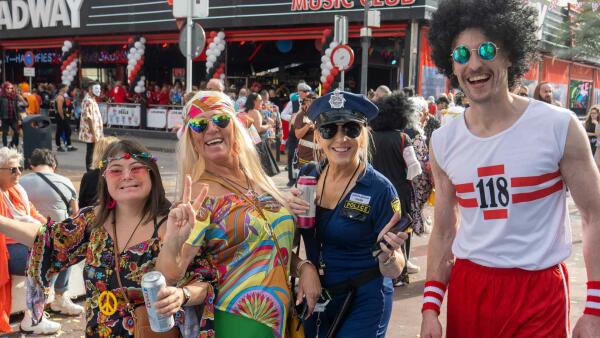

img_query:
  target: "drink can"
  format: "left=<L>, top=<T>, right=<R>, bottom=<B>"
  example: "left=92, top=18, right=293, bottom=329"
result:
left=297, top=176, right=317, bottom=229
left=141, top=271, right=175, bottom=332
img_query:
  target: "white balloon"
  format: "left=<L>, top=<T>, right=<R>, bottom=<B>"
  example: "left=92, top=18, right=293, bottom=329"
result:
left=62, top=80, right=69, bottom=85
left=326, top=61, right=333, bottom=69
left=323, top=68, right=330, bottom=77
left=138, top=80, right=144, bottom=87
left=325, top=48, right=332, bottom=57
left=208, top=55, right=216, bottom=63
left=218, top=43, right=225, bottom=51
left=64, top=41, right=72, bottom=49
left=329, top=41, right=338, bottom=49
left=213, top=37, right=221, bottom=44
left=217, top=31, right=225, bottom=39
left=141, top=76, right=146, bottom=81
left=62, top=46, right=68, bottom=53
left=321, top=55, right=329, bottom=63
left=68, top=75, right=74, bottom=82
left=134, top=41, right=142, bottom=49
left=138, top=49, right=145, bottom=56
left=206, top=61, right=214, bottom=69
left=129, top=48, right=136, bottom=55
left=140, top=37, right=146, bottom=44
left=135, top=54, right=142, bottom=61
left=320, top=75, right=327, bottom=83
left=134, top=86, right=142, bottom=94
left=209, top=42, right=216, bottom=50
left=220, top=73, right=226, bottom=80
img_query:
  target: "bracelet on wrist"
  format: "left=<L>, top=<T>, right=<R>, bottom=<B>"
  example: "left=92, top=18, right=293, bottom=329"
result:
left=296, top=259, right=314, bottom=277
left=422, top=280, right=447, bottom=315
left=584, top=281, right=600, bottom=317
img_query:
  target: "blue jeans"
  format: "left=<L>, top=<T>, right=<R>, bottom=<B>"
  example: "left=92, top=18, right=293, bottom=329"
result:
left=8, top=243, right=70, bottom=293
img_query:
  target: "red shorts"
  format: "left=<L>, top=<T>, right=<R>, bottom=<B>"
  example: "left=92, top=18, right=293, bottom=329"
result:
left=447, top=259, right=569, bottom=338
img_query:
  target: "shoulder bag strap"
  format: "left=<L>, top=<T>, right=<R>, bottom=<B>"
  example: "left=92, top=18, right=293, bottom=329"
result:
left=200, top=176, right=290, bottom=282
left=35, top=173, right=72, bottom=213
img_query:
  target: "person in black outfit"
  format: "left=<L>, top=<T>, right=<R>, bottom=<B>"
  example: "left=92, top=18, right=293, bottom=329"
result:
left=371, top=92, right=423, bottom=286
left=0, top=82, right=21, bottom=148
left=55, top=84, right=77, bottom=152
left=78, top=136, right=118, bottom=208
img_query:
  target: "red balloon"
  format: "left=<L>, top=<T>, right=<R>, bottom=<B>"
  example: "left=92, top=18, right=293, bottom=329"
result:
left=138, top=59, right=144, bottom=67
left=210, top=31, right=217, bottom=38
left=323, top=29, right=332, bottom=37
left=331, top=68, right=339, bottom=76
left=326, top=74, right=334, bottom=83
left=128, top=37, right=134, bottom=44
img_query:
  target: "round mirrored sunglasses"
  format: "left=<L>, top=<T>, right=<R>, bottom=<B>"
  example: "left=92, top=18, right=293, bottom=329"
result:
left=451, top=42, right=499, bottom=65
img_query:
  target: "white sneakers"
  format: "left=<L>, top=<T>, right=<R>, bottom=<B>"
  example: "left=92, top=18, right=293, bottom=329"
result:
left=19, top=294, right=83, bottom=334
left=50, top=294, right=84, bottom=316
left=406, top=260, right=421, bottom=274
left=20, top=311, right=61, bottom=335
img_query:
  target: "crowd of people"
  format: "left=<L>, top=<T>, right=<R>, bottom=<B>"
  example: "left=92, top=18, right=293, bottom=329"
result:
left=0, top=0, right=599, bottom=337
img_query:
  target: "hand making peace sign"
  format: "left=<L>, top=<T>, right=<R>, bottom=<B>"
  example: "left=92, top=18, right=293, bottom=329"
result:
left=163, top=175, right=209, bottom=250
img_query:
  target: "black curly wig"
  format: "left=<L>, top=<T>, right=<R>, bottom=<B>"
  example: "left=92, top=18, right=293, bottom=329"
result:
left=371, top=92, right=415, bottom=131
left=428, top=0, right=539, bottom=89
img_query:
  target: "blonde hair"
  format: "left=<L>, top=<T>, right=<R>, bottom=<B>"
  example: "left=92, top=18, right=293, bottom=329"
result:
left=313, top=124, right=371, bottom=173
left=177, top=91, right=288, bottom=206
left=91, top=136, right=119, bottom=169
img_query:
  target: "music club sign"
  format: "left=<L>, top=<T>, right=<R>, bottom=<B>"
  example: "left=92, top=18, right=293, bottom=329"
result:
left=291, top=0, right=416, bottom=11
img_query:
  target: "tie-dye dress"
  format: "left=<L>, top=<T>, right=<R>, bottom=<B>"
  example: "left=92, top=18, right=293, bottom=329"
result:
left=186, top=192, right=295, bottom=338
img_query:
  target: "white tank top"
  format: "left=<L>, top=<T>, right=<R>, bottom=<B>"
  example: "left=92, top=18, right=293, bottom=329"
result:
left=431, top=100, right=573, bottom=270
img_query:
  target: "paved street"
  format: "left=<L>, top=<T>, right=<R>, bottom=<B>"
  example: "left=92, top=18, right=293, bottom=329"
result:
left=4, top=135, right=590, bottom=338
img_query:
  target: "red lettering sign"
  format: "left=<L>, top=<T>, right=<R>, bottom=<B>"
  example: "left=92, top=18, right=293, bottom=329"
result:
left=291, top=0, right=307, bottom=11
left=291, top=0, right=414, bottom=11
left=309, top=0, right=322, bottom=10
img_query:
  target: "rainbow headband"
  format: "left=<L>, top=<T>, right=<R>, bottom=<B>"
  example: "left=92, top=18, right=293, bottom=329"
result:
left=98, top=152, right=157, bottom=169
left=185, top=95, right=235, bottom=123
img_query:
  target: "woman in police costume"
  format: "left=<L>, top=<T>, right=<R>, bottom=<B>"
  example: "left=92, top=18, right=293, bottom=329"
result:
left=289, top=90, right=407, bottom=338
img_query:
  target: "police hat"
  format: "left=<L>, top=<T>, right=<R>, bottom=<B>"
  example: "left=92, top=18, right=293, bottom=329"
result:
left=307, top=89, right=379, bottom=126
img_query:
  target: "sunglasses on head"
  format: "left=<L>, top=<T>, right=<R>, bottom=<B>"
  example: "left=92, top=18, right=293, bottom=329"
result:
left=0, top=166, right=22, bottom=175
left=451, top=41, right=499, bottom=65
left=188, top=113, right=232, bottom=134
left=318, top=121, right=363, bottom=140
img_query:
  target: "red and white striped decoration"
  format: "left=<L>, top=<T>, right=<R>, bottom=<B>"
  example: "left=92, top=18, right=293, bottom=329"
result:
left=584, top=281, right=600, bottom=317
left=422, top=280, right=447, bottom=315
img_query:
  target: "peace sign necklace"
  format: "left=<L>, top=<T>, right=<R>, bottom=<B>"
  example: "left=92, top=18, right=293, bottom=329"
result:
left=98, top=213, right=143, bottom=316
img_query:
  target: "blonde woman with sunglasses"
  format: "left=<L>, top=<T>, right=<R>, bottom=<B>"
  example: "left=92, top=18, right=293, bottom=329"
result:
left=156, top=91, right=321, bottom=338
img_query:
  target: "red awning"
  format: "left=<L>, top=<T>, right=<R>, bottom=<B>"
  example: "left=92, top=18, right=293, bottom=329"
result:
left=0, top=24, right=407, bottom=49
left=571, top=63, right=594, bottom=81
left=523, top=62, right=540, bottom=81
left=541, top=56, right=570, bottom=84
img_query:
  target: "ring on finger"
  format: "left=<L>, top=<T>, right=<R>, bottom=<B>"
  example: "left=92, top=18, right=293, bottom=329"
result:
left=196, top=207, right=209, bottom=221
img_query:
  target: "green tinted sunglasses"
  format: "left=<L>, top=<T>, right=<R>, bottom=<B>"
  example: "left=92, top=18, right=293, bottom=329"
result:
left=451, top=42, right=499, bottom=65
left=188, top=113, right=232, bottom=133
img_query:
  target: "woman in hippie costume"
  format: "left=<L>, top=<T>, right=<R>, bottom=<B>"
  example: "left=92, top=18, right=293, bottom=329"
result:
left=0, top=140, right=218, bottom=337
left=156, top=91, right=322, bottom=338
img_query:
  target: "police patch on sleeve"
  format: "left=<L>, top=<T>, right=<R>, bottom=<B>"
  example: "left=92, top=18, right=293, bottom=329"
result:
left=391, top=197, right=401, bottom=214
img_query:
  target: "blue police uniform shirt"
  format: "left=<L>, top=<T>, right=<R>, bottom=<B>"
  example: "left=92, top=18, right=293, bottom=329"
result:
left=299, top=163, right=399, bottom=338
left=316, top=163, right=399, bottom=285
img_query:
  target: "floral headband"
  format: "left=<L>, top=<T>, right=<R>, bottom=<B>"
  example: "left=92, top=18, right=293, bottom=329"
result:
left=184, top=93, right=235, bottom=124
left=98, top=152, right=157, bottom=169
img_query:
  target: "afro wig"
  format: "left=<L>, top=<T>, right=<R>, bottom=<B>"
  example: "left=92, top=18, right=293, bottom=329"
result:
left=428, top=0, right=539, bottom=89
left=371, top=92, right=415, bottom=132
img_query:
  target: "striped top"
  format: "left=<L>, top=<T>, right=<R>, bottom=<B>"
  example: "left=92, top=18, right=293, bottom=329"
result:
left=186, top=192, right=294, bottom=338
left=431, top=99, right=573, bottom=270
